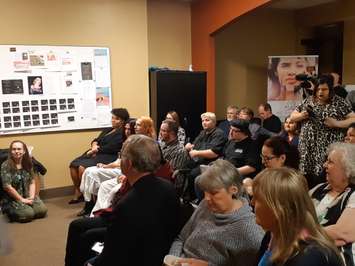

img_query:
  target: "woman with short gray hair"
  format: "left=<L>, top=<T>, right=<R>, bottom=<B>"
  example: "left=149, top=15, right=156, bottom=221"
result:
left=309, top=142, right=355, bottom=265
left=167, top=159, right=264, bottom=266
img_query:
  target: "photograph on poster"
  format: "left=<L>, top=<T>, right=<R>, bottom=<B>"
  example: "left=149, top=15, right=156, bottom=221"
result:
left=31, top=100, right=38, bottom=106
left=23, top=115, right=31, bottom=120
left=68, top=116, right=75, bottom=122
left=68, top=98, right=74, bottom=104
left=5, top=123, right=11, bottom=128
left=3, top=109, right=11, bottom=114
left=3, top=102, right=10, bottom=108
left=13, top=116, right=20, bottom=122
left=29, top=53, right=45, bottom=66
left=42, top=114, right=49, bottom=119
left=50, top=105, right=57, bottom=111
left=12, top=108, right=20, bottom=113
left=14, top=122, right=21, bottom=128
left=32, top=114, right=40, bottom=120
left=31, top=106, right=39, bottom=112
left=96, top=87, right=110, bottom=106
left=2, top=80, right=24, bottom=94
left=28, top=76, right=43, bottom=95
left=23, top=107, right=30, bottom=112
left=267, top=56, right=318, bottom=101
left=33, top=120, right=40, bottom=126
left=51, top=119, right=58, bottom=124
left=68, top=104, right=75, bottom=110
left=50, top=99, right=57, bottom=104
left=59, top=99, right=66, bottom=104
left=4, top=117, right=11, bottom=122
left=43, top=120, right=50, bottom=125
left=51, top=113, right=58, bottom=119
left=81, top=62, right=93, bottom=80
left=12, top=101, right=19, bottom=107
left=41, top=99, right=48, bottom=105
left=22, top=101, right=29, bottom=106
left=60, top=105, right=66, bottom=110
left=41, top=105, right=48, bottom=111
left=24, top=121, right=31, bottom=127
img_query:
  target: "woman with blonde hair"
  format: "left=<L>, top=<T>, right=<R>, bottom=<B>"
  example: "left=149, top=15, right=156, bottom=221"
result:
left=252, top=167, right=343, bottom=266
left=134, top=116, right=157, bottom=139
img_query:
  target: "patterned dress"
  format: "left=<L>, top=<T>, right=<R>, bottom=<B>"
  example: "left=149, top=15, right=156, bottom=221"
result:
left=1, top=160, right=33, bottom=211
left=296, top=95, right=352, bottom=177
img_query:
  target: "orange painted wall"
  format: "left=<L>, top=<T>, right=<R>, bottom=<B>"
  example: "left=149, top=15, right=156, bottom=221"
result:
left=191, top=0, right=271, bottom=111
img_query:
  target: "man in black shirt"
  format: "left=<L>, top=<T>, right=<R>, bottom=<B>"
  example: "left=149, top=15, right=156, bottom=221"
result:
left=223, top=119, right=260, bottom=179
left=258, top=103, right=282, bottom=134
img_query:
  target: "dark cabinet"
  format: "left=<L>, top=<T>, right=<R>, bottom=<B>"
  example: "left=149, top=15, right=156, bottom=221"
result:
left=149, top=70, right=207, bottom=142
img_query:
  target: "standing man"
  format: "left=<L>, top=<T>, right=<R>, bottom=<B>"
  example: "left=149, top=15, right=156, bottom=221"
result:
left=218, top=105, right=239, bottom=138
left=87, top=135, right=180, bottom=266
left=258, top=103, right=282, bottom=134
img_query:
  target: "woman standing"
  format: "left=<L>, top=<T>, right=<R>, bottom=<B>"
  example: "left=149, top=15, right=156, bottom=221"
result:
left=69, top=108, right=129, bottom=203
left=1, top=140, right=47, bottom=223
left=290, top=74, right=352, bottom=188
left=253, top=167, right=343, bottom=266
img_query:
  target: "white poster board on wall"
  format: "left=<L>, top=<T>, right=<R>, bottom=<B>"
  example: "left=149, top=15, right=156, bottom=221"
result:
left=0, top=45, right=112, bottom=135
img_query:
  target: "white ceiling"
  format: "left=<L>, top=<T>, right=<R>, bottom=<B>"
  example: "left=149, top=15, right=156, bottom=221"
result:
left=268, top=0, right=337, bottom=10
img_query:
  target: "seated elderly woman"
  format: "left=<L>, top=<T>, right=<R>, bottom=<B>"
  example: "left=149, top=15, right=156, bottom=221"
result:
left=253, top=168, right=343, bottom=266
left=1, top=140, right=47, bottom=223
left=169, top=159, right=264, bottom=266
left=309, top=142, right=355, bottom=265
left=69, top=108, right=129, bottom=204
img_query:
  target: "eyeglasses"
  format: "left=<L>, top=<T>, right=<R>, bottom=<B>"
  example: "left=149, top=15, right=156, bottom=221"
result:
left=260, top=154, right=277, bottom=161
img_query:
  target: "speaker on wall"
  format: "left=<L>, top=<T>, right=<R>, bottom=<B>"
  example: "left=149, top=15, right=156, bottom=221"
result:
left=149, top=70, right=207, bottom=142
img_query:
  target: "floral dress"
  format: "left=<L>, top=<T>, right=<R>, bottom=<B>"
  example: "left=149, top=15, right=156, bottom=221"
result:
left=296, top=95, right=352, bottom=177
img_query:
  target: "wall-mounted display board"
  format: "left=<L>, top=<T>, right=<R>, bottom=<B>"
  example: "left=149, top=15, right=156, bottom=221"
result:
left=0, top=45, right=112, bottom=135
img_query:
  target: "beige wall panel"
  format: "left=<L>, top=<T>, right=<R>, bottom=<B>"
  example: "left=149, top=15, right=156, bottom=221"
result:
left=215, top=8, right=296, bottom=119
left=147, top=0, right=191, bottom=70
left=0, top=0, right=149, bottom=189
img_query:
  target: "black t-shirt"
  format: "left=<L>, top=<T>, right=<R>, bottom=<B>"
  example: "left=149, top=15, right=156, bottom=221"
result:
left=223, top=137, right=260, bottom=177
left=262, top=115, right=282, bottom=133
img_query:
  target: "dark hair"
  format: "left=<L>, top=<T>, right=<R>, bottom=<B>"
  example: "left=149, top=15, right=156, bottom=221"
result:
left=260, top=103, right=272, bottom=112
left=263, top=136, right=300, bottom=169
left=8, top=140, right=33, bottom=173
left=239, top=107, right=254, bottom=119
left=349, top=123, right=355, bottom=130
left=166, top=111, right=181, bottom=127
left=125, top=119, right=136, bottom=136
left=267, top=57, right=280, bottom=83
left=313, top=74, right=335, bottom=102
left=111, top=108, right=130, bottom=123
left=162, top=119, right=179, bottom=135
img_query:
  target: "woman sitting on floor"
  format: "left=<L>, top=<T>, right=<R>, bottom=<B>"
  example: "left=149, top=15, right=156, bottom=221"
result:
left=1, top=140, right=47, bottom=223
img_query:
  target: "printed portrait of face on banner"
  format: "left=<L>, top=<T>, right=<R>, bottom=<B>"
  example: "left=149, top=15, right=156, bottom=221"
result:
left=267, top=56, right=318, bottom=101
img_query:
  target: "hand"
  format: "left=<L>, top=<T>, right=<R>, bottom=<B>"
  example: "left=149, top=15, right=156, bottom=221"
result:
left=185, top=143, right=194, bottom=151
left=97, top=163, right=106, bottom=168
left=189, top=150, right=199, bottom=158
left=301, top=111, right=309, bottom=120
left=177, top=258, right=208, bottom=266
left=21, top=198, right=33, bottom=205
left=324, top=117, right=338, bottom=128
left=117, top=175, right=126, bottom=183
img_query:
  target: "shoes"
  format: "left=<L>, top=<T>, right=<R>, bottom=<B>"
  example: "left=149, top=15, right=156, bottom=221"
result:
left=68, top=195, right=84, bottom=204
left=76, top=200, right=95, bottom=216
left=77, top=208, right=90, bottom=217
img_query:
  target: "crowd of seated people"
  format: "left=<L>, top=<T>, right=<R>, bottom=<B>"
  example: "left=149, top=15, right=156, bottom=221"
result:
left=3, top=72, right=355, bottom=265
